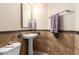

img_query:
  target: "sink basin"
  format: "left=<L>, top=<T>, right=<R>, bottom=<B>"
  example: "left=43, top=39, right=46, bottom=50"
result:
left=23, top=33, right=38, bottom=39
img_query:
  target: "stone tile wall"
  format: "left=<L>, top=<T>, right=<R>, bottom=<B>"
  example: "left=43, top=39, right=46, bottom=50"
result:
left=0, top=31, right=75, bottom=55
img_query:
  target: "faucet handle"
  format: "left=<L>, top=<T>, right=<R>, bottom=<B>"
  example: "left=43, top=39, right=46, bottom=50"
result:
left=17, top=33, right=23, bottom=39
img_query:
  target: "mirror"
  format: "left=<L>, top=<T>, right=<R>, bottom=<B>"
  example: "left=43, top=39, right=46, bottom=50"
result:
left=21, top=3, right=32, bottom=28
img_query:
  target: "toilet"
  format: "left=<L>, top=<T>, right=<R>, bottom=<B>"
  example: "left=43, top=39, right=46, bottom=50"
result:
left=0, top=42, right=21, bottom=55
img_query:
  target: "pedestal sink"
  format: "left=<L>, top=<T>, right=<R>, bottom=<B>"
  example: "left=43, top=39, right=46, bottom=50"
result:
left=23, top=33, right=38, bottom=55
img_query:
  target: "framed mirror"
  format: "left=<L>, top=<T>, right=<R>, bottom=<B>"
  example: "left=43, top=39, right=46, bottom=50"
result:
left=21, top=3, right=32, bottom=28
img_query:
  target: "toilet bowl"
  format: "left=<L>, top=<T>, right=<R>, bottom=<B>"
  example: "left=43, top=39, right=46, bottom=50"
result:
left=0, top=42, right=21, bottom=55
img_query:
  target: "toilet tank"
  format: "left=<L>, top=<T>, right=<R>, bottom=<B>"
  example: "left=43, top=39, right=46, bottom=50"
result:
left=0, top=42, right=21, bottom=55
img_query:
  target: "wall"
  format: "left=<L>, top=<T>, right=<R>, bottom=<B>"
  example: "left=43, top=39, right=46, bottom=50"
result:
left=75, top=4, right=79, bottom=54
left=33, top=3, right=48, bottom=29
left=47, top=3, right=75, bottom=31
left=0, top=3, right=76, bottom=31
left=75, top=4, right=79, bottom=31
left=0, top=30, right=75, bottom=55
left=0, top=3, right=77, bottom=55
left=0, top=3, right=23, bottom=31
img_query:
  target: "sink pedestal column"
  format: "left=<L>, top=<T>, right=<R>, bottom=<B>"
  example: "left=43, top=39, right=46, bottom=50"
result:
left=23, top=33, right=38, bottom=55
left=28, top=38, right=33, bottom=55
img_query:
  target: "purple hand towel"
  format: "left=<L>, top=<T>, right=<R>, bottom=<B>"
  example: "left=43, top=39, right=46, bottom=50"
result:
left=50, top=13, right=59, bottom=33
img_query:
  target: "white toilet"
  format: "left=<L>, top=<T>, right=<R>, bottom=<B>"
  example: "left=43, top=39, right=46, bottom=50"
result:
left=0, top=42, right=21, bottom=55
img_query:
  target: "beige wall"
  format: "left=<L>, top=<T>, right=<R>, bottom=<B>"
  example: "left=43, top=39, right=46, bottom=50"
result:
left=0, top=3, right=26, bottom=31
left=75, top=4, right=79, bottom=31
left=47, top=3, right=75, bottom=31
left=0, top=3, right=77, bottom=31
left=32, top=3, right=48, bottom=29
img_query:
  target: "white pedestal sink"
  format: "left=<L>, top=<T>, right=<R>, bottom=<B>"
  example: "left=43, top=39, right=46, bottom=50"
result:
left=23, top=33, right=38, bottom=55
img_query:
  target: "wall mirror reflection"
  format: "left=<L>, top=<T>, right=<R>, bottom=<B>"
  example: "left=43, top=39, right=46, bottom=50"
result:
left=21, top=3, right=32, bottom=28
